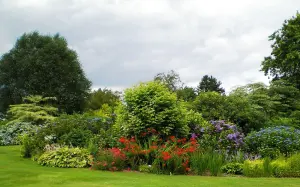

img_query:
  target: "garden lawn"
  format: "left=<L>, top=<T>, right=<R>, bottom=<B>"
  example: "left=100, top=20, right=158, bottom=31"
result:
left=0, top=146, right=300, bottom=187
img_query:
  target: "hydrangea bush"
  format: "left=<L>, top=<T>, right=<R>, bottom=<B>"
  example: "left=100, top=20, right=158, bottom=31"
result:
left=244, top=126, right=300, bottom=158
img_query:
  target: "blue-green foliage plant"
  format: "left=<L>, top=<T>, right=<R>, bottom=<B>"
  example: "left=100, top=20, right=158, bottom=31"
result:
left=0, top=122, right=40, bottom=145
left=244, top=126, right=300, bottom=158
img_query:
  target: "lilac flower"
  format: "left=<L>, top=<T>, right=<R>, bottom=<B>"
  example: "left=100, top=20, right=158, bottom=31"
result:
left=191, top=133, right=198, bottom=139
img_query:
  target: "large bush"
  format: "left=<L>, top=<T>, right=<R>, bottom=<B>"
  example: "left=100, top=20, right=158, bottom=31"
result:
left=0, top=122, right=39, bottom=145
left=38, top=147, right=91, bottom=168
left=115, top=81, right=189, bottom=138
left=26, top=114, right=115, bottom=156
left=244, top=126, right=300, bottom=158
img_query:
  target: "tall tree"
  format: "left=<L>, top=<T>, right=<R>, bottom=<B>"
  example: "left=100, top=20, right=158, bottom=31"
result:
left=176, top=86, right=196, bottom=102
left=154, top=70, right=183, bottom=92
left=197, top=75, right=225, bottom=94
left=261, top=12, right=300, bottom=89
left=0, top=31, right=91, bottom=113
left=86, top=88, right=120, bottom=111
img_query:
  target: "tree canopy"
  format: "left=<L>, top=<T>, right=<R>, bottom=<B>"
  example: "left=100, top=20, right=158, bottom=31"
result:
left=197, top=75, right=225, bottom=94
left=0, top=31, right=91, bottom=113
left=261, top=12, right=300, bottom=89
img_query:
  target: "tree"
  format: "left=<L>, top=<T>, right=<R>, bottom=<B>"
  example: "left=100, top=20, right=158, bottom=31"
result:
left=86, top=88, right=120, bottom=111
left=176, top=86, right=196, bottom=102
left=197, top=75, right=225, bottom=94
left=0, top=31, right=91, bottom=113
left=154, top=70, right=183, bottom=92
left=193, top=91, right=226, bottom=120
left=261, top=12, right=300, bottom=89
left=115, top=81, right=189, bottom=138
left=7, top=95, right=58, bottom=125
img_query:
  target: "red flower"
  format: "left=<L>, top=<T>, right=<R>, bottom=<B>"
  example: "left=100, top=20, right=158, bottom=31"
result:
left=119, top=137, right=127, bottom=144
left=169, top=136, right=176, bottom=142
left=150, top=145, right=158, bottom=150
left=162, top=151, right=172, bottom=161
left=185, top=167, right=191, bottom=172
left=130, top=137, right=136, bottom=142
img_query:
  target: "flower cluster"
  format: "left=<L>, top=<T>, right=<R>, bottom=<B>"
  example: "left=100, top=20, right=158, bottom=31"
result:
left=91, top=134, right=199, bottom=174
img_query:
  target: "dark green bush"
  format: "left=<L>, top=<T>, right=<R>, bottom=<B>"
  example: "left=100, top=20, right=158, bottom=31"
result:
left=221, top=163, right=243, bottom=175
left=38, top=147, right=91, bottom=168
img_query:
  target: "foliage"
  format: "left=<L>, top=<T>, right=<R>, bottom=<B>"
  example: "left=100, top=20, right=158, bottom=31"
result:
left=26, top=114, right=114, bottom=156
left=139, top=165, right=153, bottom=173
left=154, top=70, right=183, bottom=92
left=0, top=122, right=39, bottom=145
left=221, top=163, right=244, bottom=175
left=20, top=134, right=35, bottom=158
left=91, top=135, right=199, bottom=175
left=191, top=120, right=244, bottom=153
left=190, top=150, right=225, bottom=176
left=193, top=92, right=226, bottom=120
left=0, top=31, right=91, bottom=113
left=244, top=126, right=300, bottom=158
left=86, top=88, right=120, bottom=111
left=38, top=147, right=91, bottom=168
left=115, top=81, right=189, bottom=138
left=261, top=12, right=300, bottom=89
left=197, top=75, right=225, bottom=94
left=243, top=159, right=273, bottom=177
left=176, top=86, right=196, bottom=102
left=7, top=95, right=58, bottom=125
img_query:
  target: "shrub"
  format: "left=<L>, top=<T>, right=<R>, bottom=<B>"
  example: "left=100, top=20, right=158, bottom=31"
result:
left=38, top=147, right=91, bottom=168
left=190, top=149, right=225, bottom=176
left=20, top=134, right=35, bottom=158
left=115, top=81, right=189, bottom=139
left=243, top=159, right=273, bottom=177
left=0, top=122, right=39, bottom=145
left=221, top=163, right=243, bottom=175
left=60, top=129, right=92, bottom=147
left=244, top=126, right=300, bottom=158
left=27, top=114, right=114, bottom=156
left=139, top=165, right=153, bottom=173
left=191, top=120, right=244, bottom=153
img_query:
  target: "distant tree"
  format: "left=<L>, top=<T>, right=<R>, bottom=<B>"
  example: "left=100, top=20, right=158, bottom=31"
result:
left=197, top=75, right=225, bottom=94
left=193, top=91, right=226, bottom=120
left=0, top=31, right=91, bottom=113
left=176, top=86, right=196, bottom=102
left=86, top=88, right=120, bottom=111
left=154, top=70, right=183, bottom=92
left=261, top=12, right=300, bottom=89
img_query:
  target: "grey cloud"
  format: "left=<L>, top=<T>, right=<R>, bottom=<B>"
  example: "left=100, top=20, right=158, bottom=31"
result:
left=1, top=0, right=300, bottom=92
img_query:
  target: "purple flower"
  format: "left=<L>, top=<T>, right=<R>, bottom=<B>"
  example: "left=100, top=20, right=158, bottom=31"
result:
left=191, top=133, right=197, bottom=139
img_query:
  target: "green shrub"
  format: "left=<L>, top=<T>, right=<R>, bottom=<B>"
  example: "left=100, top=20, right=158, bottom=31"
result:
left=27, top=114, right=114, bottom=156
left=20, top=134, right=35, bottom=158
left=139, top=165, right=153, bottom=173
left=190, top=150, right=225, bottom=176
left=244, top=126, right=300, bottom=158
left=221, top=163, right=243, bottom=175
left=243, top=159, right=273, bottom=177
left=115, top=81, right=189, bottom=138
left=0, top=122, right=38, bottom=145
left=60, top=129, right=92, bottom=147
left=38, top=147, right=91, bottom=168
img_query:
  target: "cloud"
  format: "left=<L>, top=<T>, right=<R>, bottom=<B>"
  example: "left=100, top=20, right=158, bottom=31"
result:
left=0, top=0, right=300, bottom=92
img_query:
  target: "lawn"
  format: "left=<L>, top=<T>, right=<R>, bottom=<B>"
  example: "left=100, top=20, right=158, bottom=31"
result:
left=0, top=146, right=300, bottom=187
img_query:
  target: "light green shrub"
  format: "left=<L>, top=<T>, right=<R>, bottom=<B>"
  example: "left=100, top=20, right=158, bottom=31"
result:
left=38, top=147, right=91, bottom=168
left=243, top=159, right=273, bottom=177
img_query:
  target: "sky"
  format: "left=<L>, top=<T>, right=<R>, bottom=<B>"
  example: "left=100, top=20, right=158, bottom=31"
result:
left=1, top=0, right=300, bottom=92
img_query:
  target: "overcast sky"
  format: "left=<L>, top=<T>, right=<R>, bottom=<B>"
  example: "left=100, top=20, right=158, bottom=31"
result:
left=1, top=0, right=299, bottom=92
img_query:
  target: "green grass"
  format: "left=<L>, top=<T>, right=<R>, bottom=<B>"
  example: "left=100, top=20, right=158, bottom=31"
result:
left=1, top=146, right=300, bottom=187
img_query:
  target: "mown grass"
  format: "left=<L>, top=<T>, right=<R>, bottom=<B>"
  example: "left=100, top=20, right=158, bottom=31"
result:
left=0, top=146, right=300, bottom=187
